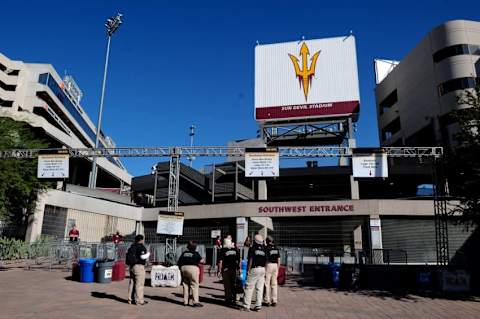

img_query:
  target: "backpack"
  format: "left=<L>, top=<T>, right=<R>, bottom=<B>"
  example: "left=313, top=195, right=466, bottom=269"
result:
left=126, top=245, right=137, bottom=266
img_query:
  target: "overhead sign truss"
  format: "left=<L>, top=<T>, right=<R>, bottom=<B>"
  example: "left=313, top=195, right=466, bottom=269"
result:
left=0, top=146, right=443, bottom=159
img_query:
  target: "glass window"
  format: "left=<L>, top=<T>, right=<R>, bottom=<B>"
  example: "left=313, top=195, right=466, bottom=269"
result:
left=0, top=97, right=13, bottom=107
left=38, top=73, right=120, bottom=167
left=433, top=44, right=470, bottom=63
left=469, top=44, right=480, bottom=56
left=379, top=89, right=398, bottom=114
left=438, top=77, right=478, bottom=96
left=382, top=117, right=401, bottom=142
left=0, top=79, right=16, bottom=91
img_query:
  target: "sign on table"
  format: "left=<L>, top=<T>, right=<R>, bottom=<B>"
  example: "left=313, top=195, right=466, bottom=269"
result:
left=37, top=153, right=69, bottom=178
left=245, top=148, right=279, bottom=177
left=211, top=229, right=221, bottom=239
left=352, top=153, right=388, bottom=178
left=156, top=211, right=184, bottom=236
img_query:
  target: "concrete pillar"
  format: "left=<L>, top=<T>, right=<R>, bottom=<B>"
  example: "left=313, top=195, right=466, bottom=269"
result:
left=258, top=180, right=267, bottom=200
left=25, top=193, right=47, bottom=243
left=236, top=217, right=248, bottom=247
left=369, top=216, right=383, bottom=263
left=136, top=221, right=145, bottom=236
left=369, top=216, right=383, bottom=250
left=350, top=176, right=360, bottom=199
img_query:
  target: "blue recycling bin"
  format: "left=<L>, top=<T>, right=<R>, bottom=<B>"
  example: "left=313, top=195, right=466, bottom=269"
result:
left=329, top=263, right=341, bottom=288
left=79, top=258, right=96, bottom=283
left=240, top=260, right=248, bottom=286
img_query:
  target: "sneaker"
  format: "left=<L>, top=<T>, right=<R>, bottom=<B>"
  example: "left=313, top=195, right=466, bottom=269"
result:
left=192, top=303, right=204, bottom=308
left=263, top=302, right=271, bottom=307
left=253, top=306, right=262, bottom=312
left=127, top=300, right=133, bottom=305
left=271, top=302, right=277, bottom=307
left=137, top=301, right=149, bottom=306
left=240, top=307, right=250, bottom=312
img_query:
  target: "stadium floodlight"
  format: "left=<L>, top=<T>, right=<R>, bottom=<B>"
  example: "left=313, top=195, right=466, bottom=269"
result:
left=105, top=13, right=123, bottom=36
left=88, top=12, right=123, bottom=189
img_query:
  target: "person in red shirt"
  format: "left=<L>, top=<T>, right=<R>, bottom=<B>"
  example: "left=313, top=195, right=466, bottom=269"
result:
left=69, top=225, right=79, bottom=242
left=112, top=231, right=123, bottom=244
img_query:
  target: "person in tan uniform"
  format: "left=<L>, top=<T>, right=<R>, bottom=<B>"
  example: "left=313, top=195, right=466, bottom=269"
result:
left=126, top=235, right=150, bottom=305
left=264, top=236, right=281, bottom=306
left=178, top=241, right=204, bottom=307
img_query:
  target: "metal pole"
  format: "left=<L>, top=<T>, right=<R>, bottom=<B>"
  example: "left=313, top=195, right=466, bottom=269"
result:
left=89, top=35, right=112, bottom=189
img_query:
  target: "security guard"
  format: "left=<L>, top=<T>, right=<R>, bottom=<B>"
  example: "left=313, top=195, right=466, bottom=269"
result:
left=178, top=241, right=203, bottom=307
left=126, top=235, right=150, bottom=305
left=241, top=234, right=266, bottom=312
left=264, top=236, right=280, bottom=306
left=217, top=238, right=240, bottom=305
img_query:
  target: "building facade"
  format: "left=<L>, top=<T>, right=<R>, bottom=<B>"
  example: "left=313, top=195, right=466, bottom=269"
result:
left=375, top=20, right=480, bottom=149
left=0, top=53, right=131, bottom=187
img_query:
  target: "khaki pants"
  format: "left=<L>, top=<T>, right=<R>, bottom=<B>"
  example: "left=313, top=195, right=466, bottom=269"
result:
left=264, top=263, right=279, bottom=303
left=181, top=265, right=200, bottom=305
left=128, top=264, right=145, bottom=304
left=222, top=268, right=237, bottom=302
left=243, top=267, right=265, bottom=308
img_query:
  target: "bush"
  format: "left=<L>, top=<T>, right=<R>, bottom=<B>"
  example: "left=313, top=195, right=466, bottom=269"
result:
left=0, top=237, right=29, bottom=260
left=0, top=235, right=53, bottom=260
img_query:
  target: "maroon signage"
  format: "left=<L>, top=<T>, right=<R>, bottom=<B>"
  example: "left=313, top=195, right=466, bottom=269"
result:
left=258, top=204, right=354, bottom=214
left=255, top=100, right=359, bottom=121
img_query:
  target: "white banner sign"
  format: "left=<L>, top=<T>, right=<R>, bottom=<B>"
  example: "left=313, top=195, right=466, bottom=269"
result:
left=37, top=154, right=69, bottom=178
left=211, top=229, right=221, bottom=239
left=156, top=212, right=184, bottom=236
left=245, top=151, right=279, bottom=177
left=352, top=154, right=388, bottom=178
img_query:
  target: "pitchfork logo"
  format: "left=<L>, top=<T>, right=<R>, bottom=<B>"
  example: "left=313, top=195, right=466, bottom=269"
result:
left=288, top=42, right=321, bottom=101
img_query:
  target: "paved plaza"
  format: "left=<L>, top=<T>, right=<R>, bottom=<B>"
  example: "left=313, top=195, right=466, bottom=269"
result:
left=0, top=267, right=479, bottom=319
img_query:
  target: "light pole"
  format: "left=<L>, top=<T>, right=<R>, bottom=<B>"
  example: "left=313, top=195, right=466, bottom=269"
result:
left=188, top=125, right=196, bottom=167
left=88, top=12, right=123, bottom=189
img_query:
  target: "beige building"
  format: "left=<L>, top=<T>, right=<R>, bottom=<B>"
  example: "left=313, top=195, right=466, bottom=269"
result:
left=0, top=53, right=131, bottom=187
left=375, top=20, right=480, bottom=149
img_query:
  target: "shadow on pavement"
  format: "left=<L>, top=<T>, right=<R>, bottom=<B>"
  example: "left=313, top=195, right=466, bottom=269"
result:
left=172, top=292, right=226, bottom=306
left=91, top=291, right=129, bottom=304
left=144, top=294, right=184, bottom=306
left=199, top=285, right=223, bottom=292
left=287, top=275, right=480, bottom=302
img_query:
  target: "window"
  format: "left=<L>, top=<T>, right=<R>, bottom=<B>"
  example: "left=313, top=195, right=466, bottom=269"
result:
left=0, top=79, right=16, bottom=91
left=0, top=63, right=19, bottom=76
left=437, top=77, right=479, bottom=96
left=0, top=97, right=13, bottom=107
left=382, top=117, right=401, bottom=142
left=433, top=44, right=470, bottom=63
left=379, top=89, right=398, bottom=114
left=469, top=44, right=480, bottom=56
left=38, top=73, right=121, bottom=167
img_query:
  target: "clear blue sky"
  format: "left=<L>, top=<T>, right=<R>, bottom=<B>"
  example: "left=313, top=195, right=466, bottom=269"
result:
left=1, top=0, right=479, bottom=176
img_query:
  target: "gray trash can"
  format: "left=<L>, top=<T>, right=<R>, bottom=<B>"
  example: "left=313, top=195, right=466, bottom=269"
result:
left=96, top=260, right=114, bottom=283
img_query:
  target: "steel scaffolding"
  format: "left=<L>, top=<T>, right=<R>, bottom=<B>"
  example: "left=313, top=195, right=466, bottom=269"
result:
left=0, top=146, right=443, bottom=159
left=0, top=145, right=449, bottom=264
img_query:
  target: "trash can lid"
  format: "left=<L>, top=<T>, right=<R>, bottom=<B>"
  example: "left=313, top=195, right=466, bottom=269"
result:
left=79, top=258, right=97, bottom=264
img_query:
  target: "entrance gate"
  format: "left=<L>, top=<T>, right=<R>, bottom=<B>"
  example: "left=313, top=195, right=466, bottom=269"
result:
left=0, top=146, right=448, bottom=264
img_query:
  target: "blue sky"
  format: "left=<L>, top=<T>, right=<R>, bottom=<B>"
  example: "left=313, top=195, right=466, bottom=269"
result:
left=1, top=0, right=479, bottom=176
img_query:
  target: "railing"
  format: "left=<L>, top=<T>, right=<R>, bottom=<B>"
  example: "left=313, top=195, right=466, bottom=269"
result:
left=370, top=249, right=408, bottom=265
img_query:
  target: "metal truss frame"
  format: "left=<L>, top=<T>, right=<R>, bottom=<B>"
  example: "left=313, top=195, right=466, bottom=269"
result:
left=0, top=146, right=443, bottom=159
left=0, top=145, right=448, bottom=264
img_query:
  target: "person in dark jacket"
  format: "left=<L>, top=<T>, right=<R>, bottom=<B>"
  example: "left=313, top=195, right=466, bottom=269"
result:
left=241, top=234, right=266, bottom=312
left=178, top=241, right=203, bottom=307
left=217, top=237, right=240, bottom=305
left=264, top=236, right=281, bottom=306
left=127, top=235, right=150, bottom=305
